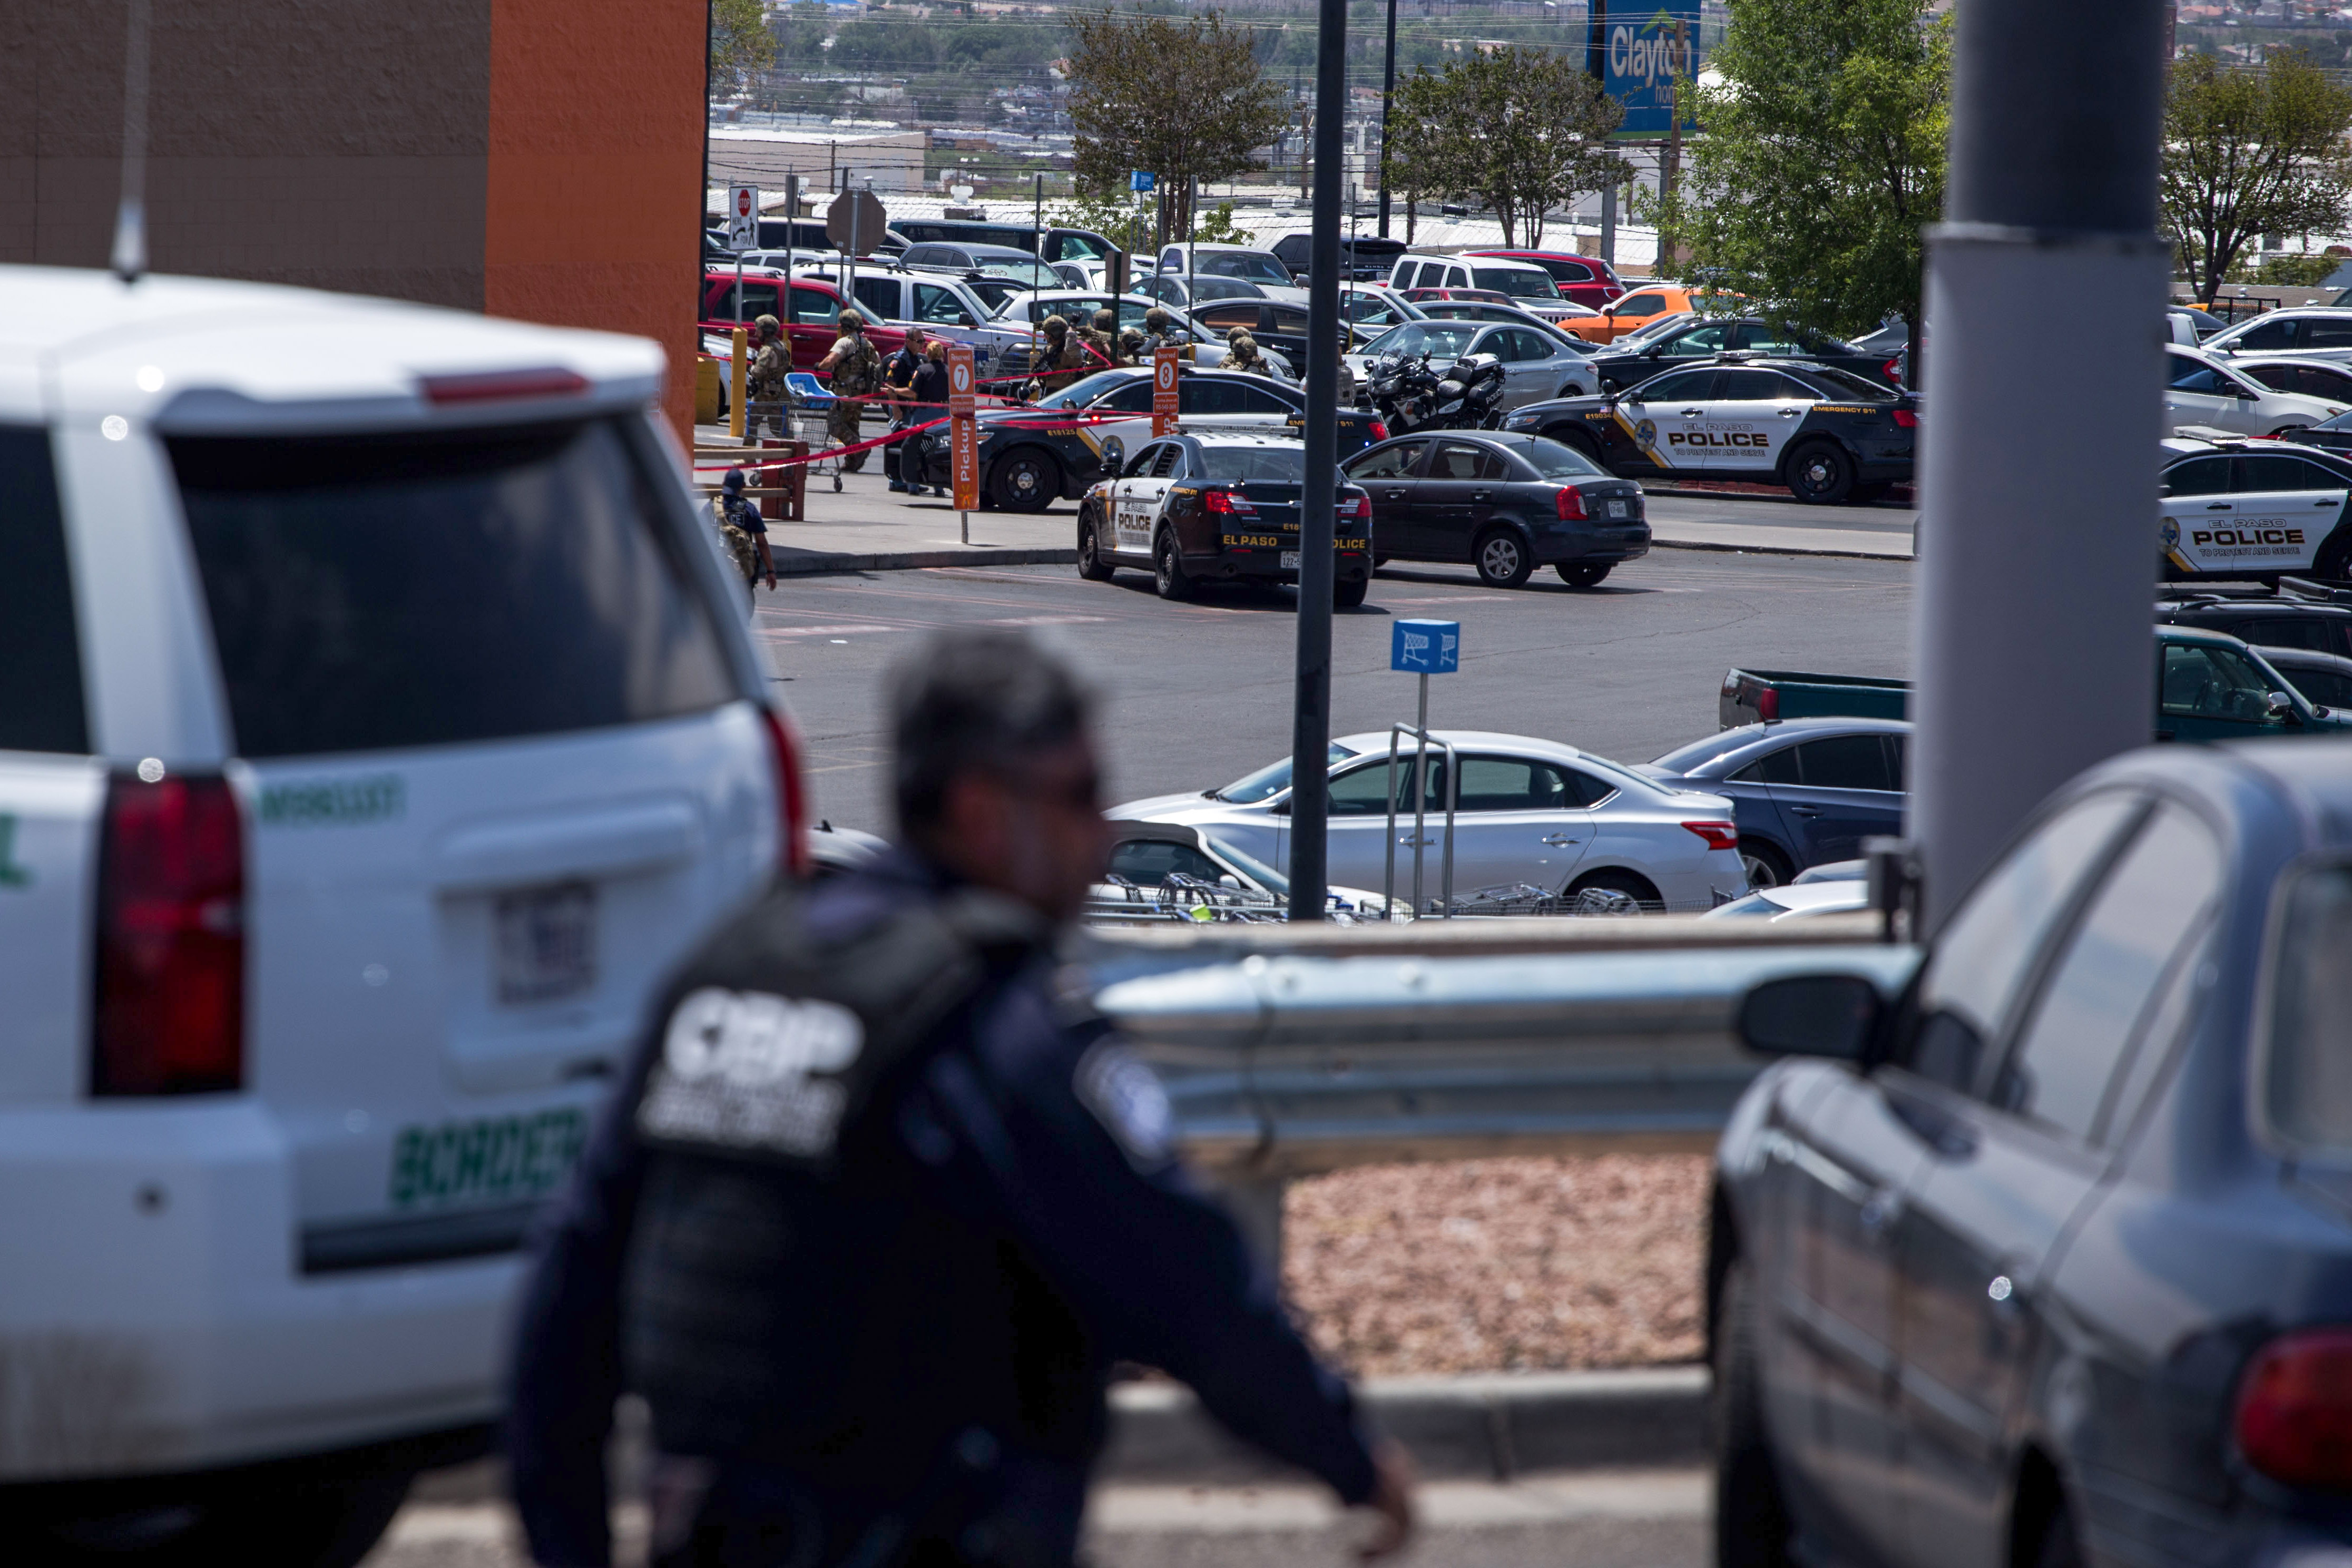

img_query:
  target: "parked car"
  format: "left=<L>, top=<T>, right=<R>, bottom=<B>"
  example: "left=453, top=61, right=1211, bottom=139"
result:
left=2201, top=304, right=2352, bottom=359
left=1560, top=284, right=1714, bottom=344
left=972, top=291, right=1295, bottom=380
left=1131, top=273, right=1270, bottom=311
left=1345, top=320, right=1600, bottom=411
left=2157, top=577, right=2352, bottom=659
left=2165, top=344, right=2347, bottom=438
left=1638, top=718, right=1909, bottom=888
left=1462, top=248, right=1627, bottom=310
left=1339, top=430, right=1650, bottom=589
left=1338, top=283, right=1430, bottom=340
left=1700, top=880, right=1870, bottom=920
left=1712, top=734, right=2352, bottom=1568
left=1270, top=232, right=1409, bottom=283
left=2251, top=642, right=2352, bottom=710
left=1586, top=316, right=1899, bottom=393
left=1154, top=244, right=1305, bottom=304
left=2227, top=355, right=2352, bottom=405
left=0, top=265, right=802, bottom=1562
left=1091, top=820, right=1400, bottom=923
left=699, top=269, right=908, bottom=370
left=888, top=219, right=1119, bottom=266
left=1109, top=731, right=1748, bottom=914
left=899, top=242, right=1061, bottom=291
left=1179, top=296, right=1348, bottom=373
left=1416, top=301, right=1600, bottom=349
left=1387, top=254, right=1585, bottom=322
left=2157, top=437, right=2352, bottom=581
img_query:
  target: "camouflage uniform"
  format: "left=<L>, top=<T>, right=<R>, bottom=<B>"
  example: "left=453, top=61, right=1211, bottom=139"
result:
left=1117, top=326, right=1147, bottom=367
left=1024, top=316, right=1089, bottom=398
left=1141, top=307, right=1191, bottom=361
left=746, top=315, right=791, bottom=439
left=819, top=311, right=882, bottom=471
left=1224, top=329, right=1271, bottom=379
left=1082, top=308, right=1122, bottom=369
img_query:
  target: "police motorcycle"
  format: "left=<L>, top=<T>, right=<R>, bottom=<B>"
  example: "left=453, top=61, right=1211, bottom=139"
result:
left=1366, top=350, right=1507, bottom=435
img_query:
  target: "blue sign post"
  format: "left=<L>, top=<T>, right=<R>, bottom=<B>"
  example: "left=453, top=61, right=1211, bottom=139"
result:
left=1601, top=2, right=1700, bottom=140
left=1130, top=170, right=1156, bottom=193
left=1388, top=620, right=1460, bottom=918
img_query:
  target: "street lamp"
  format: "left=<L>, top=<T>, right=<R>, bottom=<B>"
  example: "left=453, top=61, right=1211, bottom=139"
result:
left=1378, top=0, right=1398, bottom=237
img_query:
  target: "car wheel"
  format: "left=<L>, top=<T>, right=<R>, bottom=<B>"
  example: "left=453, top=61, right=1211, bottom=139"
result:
left=31, top=1460, right=414, bottom=1568
left=1784, top=441, right=1855, bottom=506
left=990, top=447, right=1061, bottom=513
left=1474, top=527, right=1534, bottom=589
left=1555, top=562, right=1612, bottom=587
left=1738, top=838, right=1793, bottom=890
left=1153, top=530, right=1192, bottom=600
left=1567, top=867, right=1661, bottom=912
left=1335, top=575, right=1369, bottom=609
left=1714, top=1259, right=1797, bottom=1568
left=1077, top=511, right=1115, bottom=581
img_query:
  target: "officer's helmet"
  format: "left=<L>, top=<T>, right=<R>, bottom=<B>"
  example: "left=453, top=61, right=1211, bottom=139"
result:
left=1093, top=309, right=1117, bottom=334
left=1042, top=314, right=1069, bottom=336
left=838, top=309, right=864, bottom=329
left=1144, top=307, right=1173, bottom=332
left=754, top=313, right=781, bottom=336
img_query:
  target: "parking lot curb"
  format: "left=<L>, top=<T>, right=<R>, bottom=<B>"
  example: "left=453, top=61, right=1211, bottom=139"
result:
left=1100, top=1365, right=1710, bottom=1484
left=1651, top=537, right=1915, bottom=563
left=772, top=547, right=1079, bottom=575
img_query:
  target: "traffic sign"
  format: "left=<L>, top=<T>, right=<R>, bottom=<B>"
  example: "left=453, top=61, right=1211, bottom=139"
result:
left=1391, top=619, right=1460, bottom=674
left=948, top=344, right=979, bottom=512
left=826, top=189, right=890, bottom=253
left=1152, top=346, right=1180, bottom=437
left=726, top=184, right=760, bottom=251
left=1131, top=171, right=1155, bottom=193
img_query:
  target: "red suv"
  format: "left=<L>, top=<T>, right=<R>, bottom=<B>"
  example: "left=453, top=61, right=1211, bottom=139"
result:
left=699, top=270, right=907, bottom=371
left=1463, top=250, right=1624, bottom=310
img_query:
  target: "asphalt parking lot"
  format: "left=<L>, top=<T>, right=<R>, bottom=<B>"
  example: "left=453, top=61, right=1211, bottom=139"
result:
left=759, top=550, right=1915, bottom=834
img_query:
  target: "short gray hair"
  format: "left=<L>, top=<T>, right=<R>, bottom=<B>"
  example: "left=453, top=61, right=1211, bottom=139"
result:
left=889, top=630, right=1094, bottom=834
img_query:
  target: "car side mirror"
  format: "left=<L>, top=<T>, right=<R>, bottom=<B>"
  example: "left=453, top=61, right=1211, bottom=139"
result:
left=959, top=313, right=976, bottom=327
left=1645, top=344, right=1664, bottom=356
left=1737, top=975, right=1884, bottom=1061
left=2268, top=690, right=2301, bottom=722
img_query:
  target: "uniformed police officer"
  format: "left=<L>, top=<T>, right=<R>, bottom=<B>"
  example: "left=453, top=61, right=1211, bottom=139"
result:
left=507, top=629, right=1415, bottom=1568
left=818, top=309, right=882, bottom=470
left=747, top=315, right=791, bottom=440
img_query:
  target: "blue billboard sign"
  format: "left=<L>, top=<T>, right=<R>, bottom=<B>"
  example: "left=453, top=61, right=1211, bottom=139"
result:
left=1602, top=2, right=1701, bottom=140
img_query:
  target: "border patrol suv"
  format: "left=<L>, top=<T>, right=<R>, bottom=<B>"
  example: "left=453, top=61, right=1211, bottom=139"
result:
left=0, top=266, right=801, bottom=1561
left=2160, top=435, right=2352, bottom=581
left=1501, top=355, right=1918, bottom=504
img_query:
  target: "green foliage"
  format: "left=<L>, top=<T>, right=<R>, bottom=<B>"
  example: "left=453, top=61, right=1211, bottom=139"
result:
left=710, top=0, right=776, bottom=93
left=2231, top=251, right=2345, bottom=287
left=831, top=21, right=938, bottom=69
left=1658, top=0, right=1948, bottom=343
left=2163, top=52, right=2352, bottom=307
left=1193, top=200, right=1255, bottom=246
left=1385, top=48, right=1625, bottom=249
left=1064, top=8, right=1291, bottom=243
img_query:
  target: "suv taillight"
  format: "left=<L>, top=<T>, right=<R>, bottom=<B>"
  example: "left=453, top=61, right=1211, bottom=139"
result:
left=92, top=771, right=244, bottom=1096
left=2237, top=1329, right=2352, bottom=1490
left=760, top=706, right=812, bottom=879
left=1557, top=487, right=1590, bottom=522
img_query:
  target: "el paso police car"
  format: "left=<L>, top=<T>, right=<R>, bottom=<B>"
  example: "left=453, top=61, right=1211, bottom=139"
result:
left=1076, top=432, right=1375, bottom=604
left=2160, top=436, right=2352, bottom=581
left=1500, top=355, right=1918, bottom=504
left=907, top=367, right=1386, bottom=512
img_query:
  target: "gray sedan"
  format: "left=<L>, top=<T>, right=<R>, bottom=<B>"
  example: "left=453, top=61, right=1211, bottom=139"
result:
left=1345, top=320, right=1601, bottom=410
left=1711, top=736, right=2352, bottom=1568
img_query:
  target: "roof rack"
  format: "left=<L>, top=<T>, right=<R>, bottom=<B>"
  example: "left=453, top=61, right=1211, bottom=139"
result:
left=2281, top=575, right=2352, bottom=605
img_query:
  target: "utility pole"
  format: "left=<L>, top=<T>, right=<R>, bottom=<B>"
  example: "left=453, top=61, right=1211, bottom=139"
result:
left=1911, top=0, right=2169, bottom=930
left=1658, top=19, right=1685, bottom=266
left=1585, top=0, right=1616, bottom=266
left=1378, top=0, right=1399, bottom=237
left=1289, top=0, right=1347, bottom=921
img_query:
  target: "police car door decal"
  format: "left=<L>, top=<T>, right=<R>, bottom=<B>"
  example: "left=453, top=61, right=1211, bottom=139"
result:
left=1670, top=371, right=1794, bottom=473
left=2169, top=457, right=2340, bottom=575
left=1115, top=452, right=1164, bottom=554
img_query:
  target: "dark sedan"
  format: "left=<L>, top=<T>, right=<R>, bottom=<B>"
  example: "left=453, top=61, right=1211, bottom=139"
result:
left=1587, top=316, right=1902, bottom=393
left=1339, top=430, right=1650, bottom=589
left=1635, top=717, right=1908, bottom=888
left=1713, top=737, right=2352, bottom=1568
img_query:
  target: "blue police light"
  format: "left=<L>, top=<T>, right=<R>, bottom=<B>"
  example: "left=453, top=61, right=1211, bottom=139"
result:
left=1391, top=619, right=1460, bottom=674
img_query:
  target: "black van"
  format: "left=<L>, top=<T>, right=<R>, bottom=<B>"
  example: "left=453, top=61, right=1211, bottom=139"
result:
left=889, top=219, right=1118, bottom=266
left=1271, top=233, right=1407, bottom=283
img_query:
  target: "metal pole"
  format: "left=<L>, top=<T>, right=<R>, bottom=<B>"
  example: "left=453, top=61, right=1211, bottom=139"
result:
left=1378, top=0, right=1398, bottom=239
left=1911, top=0, right=2168, bottom=930
left=1287, top=0, right=1347, bottom=922
left=1411, top=674, right=1429, bottom=915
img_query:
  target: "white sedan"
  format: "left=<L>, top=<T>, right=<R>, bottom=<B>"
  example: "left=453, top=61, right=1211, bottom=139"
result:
left=2166, top=344, right=2346, bottom=437
left=1108, top=730, right=1749, bottom=914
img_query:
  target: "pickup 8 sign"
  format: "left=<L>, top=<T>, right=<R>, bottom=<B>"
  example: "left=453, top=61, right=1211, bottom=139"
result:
left=1152, top=347, right=1180, bottom=437
left=948, top=345, right=979, bottom=511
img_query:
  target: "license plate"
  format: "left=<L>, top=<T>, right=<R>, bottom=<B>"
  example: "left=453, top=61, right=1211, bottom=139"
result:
left=495, top=883, right=597, bottom=1005
left=1606, top=498, right=1631, bottom=519
left=388, top=1108, right=588, bottom=1209
left=1281, top=550, right=1301, bottom=569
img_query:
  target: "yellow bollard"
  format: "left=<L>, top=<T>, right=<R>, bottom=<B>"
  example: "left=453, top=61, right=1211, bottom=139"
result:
left=730, top=327, right=748, bottom=441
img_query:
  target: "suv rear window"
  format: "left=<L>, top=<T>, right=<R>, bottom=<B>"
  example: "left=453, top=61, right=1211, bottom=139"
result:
left=0, top=427, right=90, bottom=754
left=169, top=418, right=734, bottom=759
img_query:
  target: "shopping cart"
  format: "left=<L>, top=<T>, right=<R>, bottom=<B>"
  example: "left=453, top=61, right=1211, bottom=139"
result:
left=784, top=372, right=846, bottom=492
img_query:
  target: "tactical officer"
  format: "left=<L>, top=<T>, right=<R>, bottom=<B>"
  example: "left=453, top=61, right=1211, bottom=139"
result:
left=818, top=309, right=882, bottom=471
left=507, top=629, right=1416, bottom=1568
left=747, top=315, right=791, bottom=440
left=1224, top=328, right=1271, bottom=379
left=1084, top=308, right=1121, bottom=368
left=716, top=467, right=778, bottom=592
left=1116, top=325, right=1146, bottom=367
left=1140, top=306, right=1189, bottom=360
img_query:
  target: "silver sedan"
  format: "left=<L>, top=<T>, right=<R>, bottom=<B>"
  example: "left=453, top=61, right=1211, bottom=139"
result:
left=1346, top=320, right=1601, bottom=409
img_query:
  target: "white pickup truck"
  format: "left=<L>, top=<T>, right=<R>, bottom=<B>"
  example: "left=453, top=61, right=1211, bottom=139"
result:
left=0, top=264, right=802, bottom=1563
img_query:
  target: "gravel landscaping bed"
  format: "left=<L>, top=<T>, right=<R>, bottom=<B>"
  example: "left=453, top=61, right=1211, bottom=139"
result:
left=1282, top=1155, right=1710, bottom=1377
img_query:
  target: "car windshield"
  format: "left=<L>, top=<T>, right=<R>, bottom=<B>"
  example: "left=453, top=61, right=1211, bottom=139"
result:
left=965, top=278, right=1022, bottom=311
left=1213, top=742, right=1361, bottom=802
left=1472, top=267, right=1562, bottom=301
left=2263, top=861, right=2352, bottom=1156
left=1361, top=322, right=1482, bottom=360
left=1519, top=438, right=1607, bottom=478
left=1208, top=835, right=1290, bottom=895
left=1191, top=277, right=1265, bottom=300
left=1198, top=252, right=1293, bottom=285
left=979, top=259, right=1059, bottom=288
left=1198, top=447, right=1316, bottom=483
left=1033, top=371, right=1133, bottom=409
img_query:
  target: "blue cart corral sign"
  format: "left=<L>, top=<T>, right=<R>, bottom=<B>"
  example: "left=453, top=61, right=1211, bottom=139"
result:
left=1131, top=171, right=1155, bottom=193
left=1392, top=619, right=1460, bottom=674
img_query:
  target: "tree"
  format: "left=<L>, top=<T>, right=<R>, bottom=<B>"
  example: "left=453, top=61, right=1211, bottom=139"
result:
left=1385, top=48, right=1625, bottom=249
left=709, top=0, right=775, bottom=96
left=1657, top=0, right=1947, bottom=367
left=1064, top=8, right=1290, bottom=247
left=2162, top=51, right=2352, bottom=308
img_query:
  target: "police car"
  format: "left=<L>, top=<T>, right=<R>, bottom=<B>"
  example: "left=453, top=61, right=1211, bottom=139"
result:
left=1074, top=431, right=1375, bottom=604
left=2160, top=435, right=2352, bottom=581
left=1499, top=354, right=1919, bottom=504
left=906, top=367, right=1387, bottom=512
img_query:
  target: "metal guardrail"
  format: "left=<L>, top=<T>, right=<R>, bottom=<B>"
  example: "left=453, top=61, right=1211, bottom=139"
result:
left=1085, top=914, right=1919, bottom=1178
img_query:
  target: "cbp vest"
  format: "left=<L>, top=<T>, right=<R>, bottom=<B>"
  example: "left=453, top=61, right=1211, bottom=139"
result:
left=621, top=884, right=1050, bottom=1461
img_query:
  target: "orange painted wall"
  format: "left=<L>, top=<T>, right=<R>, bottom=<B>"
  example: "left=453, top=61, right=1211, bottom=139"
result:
left=485, top=0, right=703, bottom=443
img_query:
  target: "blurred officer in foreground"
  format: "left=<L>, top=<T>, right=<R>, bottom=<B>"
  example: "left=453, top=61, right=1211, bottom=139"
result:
left=506, top=628, right=1414, bottom=1568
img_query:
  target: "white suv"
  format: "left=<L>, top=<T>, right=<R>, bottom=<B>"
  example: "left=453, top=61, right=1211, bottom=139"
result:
left=0, top=266, right=802, bottom=1560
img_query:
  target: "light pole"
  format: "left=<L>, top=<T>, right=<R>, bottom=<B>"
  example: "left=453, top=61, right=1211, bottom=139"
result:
left=1378, top=0, right=1398, bottom=238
